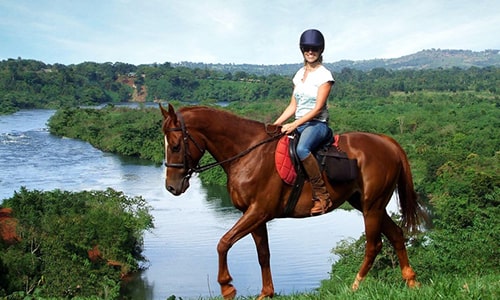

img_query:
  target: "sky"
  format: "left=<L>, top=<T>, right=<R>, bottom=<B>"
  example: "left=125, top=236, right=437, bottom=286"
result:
left=0, top=0, right=499, bottom=66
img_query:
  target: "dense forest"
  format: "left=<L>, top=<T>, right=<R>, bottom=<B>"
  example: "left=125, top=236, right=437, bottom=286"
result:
left=1, top=56, right=499, bottom=114
left=1, top=57, right=499, bottom=298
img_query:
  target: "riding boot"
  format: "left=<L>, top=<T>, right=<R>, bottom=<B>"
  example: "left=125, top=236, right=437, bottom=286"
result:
left=301, top=153, right=332, bottom=216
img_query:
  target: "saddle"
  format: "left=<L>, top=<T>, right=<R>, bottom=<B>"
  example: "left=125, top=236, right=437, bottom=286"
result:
left=275, top=130, right=359, bottom=216
left=275, top=131, right=358, bottom=184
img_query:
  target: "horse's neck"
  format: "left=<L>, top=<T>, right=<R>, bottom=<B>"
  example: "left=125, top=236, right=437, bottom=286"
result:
left=204, top=124, right=262, bottom=162
left=187, top=110, right=266, bottom=163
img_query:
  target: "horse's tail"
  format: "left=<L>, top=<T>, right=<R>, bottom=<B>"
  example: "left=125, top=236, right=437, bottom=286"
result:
left=394, top=141, right=427, bottom=233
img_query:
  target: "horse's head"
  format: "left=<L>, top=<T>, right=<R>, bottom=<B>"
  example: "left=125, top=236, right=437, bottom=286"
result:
left=160, top=104, right=205, bottom=196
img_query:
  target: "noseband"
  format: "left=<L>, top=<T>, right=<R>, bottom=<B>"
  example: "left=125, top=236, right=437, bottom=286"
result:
left=164, top=111, right=284, bottom=178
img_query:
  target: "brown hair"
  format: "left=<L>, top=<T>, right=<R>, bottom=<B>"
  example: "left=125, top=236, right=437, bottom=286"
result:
left=303, top=55, right=323, bottom=66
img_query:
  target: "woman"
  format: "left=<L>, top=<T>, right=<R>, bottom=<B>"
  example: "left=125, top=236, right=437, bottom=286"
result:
left=273, top=29, right=334, bottom=215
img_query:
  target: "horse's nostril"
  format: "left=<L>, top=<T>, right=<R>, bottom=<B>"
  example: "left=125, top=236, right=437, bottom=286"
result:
left=166, top=185, right=175, bottom=193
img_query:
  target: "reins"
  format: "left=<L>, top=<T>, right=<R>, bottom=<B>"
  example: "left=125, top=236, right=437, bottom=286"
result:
left=194, top=129, right=284, bottom=173
left=164, top=112, right=284, bottom=176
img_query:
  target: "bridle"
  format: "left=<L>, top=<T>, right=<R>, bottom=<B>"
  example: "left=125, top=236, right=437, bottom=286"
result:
left=164, top=111, right=284, bottom=180
left=164, top=112, right=204, bottom=181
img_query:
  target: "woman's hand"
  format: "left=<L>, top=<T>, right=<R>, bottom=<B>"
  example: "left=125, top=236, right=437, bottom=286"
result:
left=281, top=121, right=298, bottom=134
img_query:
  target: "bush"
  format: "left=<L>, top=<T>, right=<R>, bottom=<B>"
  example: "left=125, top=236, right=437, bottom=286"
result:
left=0, top=188, right=153, bottom=298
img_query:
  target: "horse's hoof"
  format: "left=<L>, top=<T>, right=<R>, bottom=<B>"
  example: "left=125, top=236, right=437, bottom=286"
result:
left=351, top=282, right=359, bottom=291
left=407, top=279, right=421, bottom=288
left=351, top=274, right=363, bottom=291
left=257, top=290, right=274, bottom=299
left=222, top=284, right=237, bottom=300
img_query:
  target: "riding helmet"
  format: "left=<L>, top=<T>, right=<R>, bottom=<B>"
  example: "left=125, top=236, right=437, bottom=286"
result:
left=299, top=29, right=325, bottom=52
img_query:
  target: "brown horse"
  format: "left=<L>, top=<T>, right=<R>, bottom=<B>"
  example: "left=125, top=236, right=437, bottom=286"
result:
left=160, top=104, right=426, bottom=300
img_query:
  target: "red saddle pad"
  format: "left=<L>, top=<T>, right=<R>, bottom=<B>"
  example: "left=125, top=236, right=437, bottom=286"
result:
left=275, top=136, right=297, bottom=185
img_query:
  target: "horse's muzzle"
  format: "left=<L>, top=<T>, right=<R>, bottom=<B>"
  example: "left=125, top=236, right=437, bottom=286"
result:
left=165, top=177, right=190, bottom=196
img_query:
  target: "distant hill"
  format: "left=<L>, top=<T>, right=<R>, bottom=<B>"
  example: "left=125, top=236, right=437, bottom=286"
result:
left=174, top=49, right=500, bottom=76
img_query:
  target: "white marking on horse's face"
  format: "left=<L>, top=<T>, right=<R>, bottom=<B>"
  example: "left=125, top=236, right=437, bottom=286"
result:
left=164, top=135, right=168, bottom=163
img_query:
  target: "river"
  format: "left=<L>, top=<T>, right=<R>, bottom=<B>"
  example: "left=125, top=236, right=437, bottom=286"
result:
left=0, top=109, right=376, bottom=299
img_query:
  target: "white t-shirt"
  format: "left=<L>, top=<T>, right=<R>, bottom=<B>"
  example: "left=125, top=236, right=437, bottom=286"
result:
left=292, top=65, right=334, bottom=122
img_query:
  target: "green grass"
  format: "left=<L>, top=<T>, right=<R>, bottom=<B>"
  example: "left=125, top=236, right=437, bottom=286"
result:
left=184, top=273, right=499, bottom=300
left=310, top=273, right=500, bottom=300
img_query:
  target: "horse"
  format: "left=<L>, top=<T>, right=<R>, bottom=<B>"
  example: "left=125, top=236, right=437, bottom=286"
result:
left=160, top=103, right=426, bottom=300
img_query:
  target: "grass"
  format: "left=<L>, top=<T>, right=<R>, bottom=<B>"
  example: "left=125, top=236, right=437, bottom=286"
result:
left=185, top=273, right=499, bottom=300
left=279, top=273, right=499, bottom=300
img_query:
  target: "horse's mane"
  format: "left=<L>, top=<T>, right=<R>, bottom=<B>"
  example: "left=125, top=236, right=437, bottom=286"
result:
left=179, top=105, right=268, bottom=130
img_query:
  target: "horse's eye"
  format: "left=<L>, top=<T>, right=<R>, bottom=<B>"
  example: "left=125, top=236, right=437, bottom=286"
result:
left=171, top=144, right=181, bottom=153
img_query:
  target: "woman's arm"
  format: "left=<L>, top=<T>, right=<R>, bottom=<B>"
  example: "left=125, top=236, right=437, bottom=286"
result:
left=273, top=95, right=297, bottom=125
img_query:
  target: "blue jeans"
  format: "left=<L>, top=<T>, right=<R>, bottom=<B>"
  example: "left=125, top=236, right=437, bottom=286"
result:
left=296, top=121, right=331, bottom=160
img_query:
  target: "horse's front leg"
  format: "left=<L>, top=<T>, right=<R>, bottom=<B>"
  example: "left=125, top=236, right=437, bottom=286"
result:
left=217, top=210, right=268, bottom=300
left=217, top=233, right=236, bottom=300
left=251, top=223, right=275, bottom=299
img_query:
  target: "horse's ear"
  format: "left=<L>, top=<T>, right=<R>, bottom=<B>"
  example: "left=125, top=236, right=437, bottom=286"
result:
left=159, top=103, right=167, bottom=118
left=167, top=103, right=176, bottom=116
left=159, top=103, right=177, bottom=122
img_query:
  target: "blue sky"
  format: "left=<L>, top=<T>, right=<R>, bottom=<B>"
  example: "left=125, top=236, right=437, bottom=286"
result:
left=1, top=0, right=498, bottom=65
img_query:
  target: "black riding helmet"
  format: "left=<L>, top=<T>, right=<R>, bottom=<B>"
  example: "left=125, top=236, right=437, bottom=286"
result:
left=299, top=29, right=325, bottom=53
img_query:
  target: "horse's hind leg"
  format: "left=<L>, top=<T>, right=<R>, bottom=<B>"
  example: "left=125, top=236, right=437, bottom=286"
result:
left=352, top=209, right=384, bottom=290
left=380, top=212, right=419, bottom=288
left=251, top=223, right=275, bottom=300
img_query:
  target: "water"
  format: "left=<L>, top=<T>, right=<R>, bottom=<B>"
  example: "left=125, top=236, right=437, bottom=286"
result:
left=0, top=109, right=376, bottom=299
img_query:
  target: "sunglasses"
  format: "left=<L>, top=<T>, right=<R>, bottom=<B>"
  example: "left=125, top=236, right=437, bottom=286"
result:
left=301, top=46, right=321, bottom=53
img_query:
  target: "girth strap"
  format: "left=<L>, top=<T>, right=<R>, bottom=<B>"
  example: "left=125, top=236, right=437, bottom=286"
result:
left=283, top=132, right=306, bottom=216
